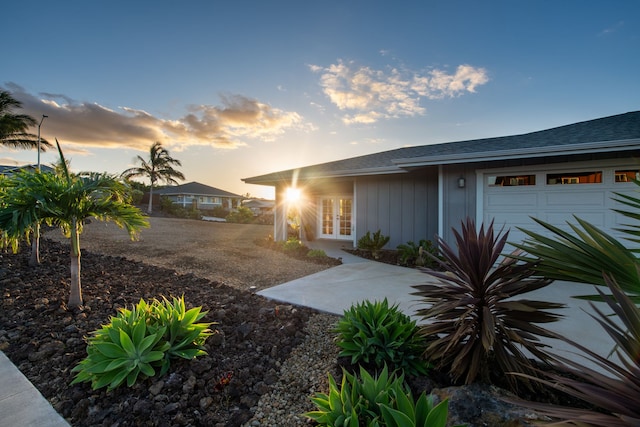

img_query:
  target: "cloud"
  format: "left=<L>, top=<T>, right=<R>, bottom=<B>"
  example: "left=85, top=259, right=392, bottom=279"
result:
left=3, top=83, right=308, bottom=152
left=310, top=60, right=489, bottom=124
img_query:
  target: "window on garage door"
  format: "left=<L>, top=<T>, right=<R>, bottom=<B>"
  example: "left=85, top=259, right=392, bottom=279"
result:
left=547, top=171, right=602, bottom=185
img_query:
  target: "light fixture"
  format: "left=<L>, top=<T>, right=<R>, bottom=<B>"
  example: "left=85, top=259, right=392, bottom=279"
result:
left=458, top=177, right=466, bottom=188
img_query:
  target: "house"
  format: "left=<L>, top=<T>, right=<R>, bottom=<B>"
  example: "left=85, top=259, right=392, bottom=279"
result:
left=154, top=181, right=242, bottom=212
left=0, top=164, right=55, bottom=175
left=242, top=198, right=275, bottom=216
left=243, top=111, right=640, bottom=249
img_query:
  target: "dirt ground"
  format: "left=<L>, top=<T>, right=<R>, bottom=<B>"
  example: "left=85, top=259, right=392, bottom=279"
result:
left=44, top=216, right=332, bottom=291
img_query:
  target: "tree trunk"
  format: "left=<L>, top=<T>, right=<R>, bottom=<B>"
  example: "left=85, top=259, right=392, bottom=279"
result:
left=29, top=224, right=40, bottom=266
left=68, top=218, right=83, bottom=308
left=147, top=185, right=154, bottom=214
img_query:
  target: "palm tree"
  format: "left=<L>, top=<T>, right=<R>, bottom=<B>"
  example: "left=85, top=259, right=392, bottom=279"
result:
left=0, top=141, right=149, bottom=308
left=0, top=90, right=51, bottom=150
left=122, top=141, right=185, bottom=214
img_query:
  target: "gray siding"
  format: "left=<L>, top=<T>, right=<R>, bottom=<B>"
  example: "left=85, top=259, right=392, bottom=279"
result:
left=440, top=164, right=478, bottom=245
left=355, top=168, right=438, bottom=248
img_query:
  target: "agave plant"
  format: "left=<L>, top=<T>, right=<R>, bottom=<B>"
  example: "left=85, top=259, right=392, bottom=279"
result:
left=512, top=274, right=640, bottom=426
left=412, top=218, right=564, bottom=391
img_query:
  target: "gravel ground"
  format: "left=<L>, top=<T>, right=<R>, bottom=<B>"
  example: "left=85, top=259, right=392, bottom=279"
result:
left=1, top=216, right=345, bottom=426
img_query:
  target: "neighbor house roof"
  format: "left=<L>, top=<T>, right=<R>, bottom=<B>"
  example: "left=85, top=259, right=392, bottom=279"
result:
left=155, top=181, right=241, bottom=198
left=243, top=111, right=640, bottom=185
left=0, top=164, right=55, bottom=175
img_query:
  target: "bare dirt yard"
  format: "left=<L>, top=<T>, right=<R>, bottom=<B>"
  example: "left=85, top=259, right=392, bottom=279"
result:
left=45, top=216, right=333, bottom=292
left=1, top=217, right=341, bottom=426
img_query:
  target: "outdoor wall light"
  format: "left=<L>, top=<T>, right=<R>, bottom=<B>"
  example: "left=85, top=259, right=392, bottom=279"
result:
left=458, top=177, right=466, bottom=188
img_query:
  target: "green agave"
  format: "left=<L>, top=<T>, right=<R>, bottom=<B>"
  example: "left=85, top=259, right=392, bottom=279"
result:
left=334, top=298, right=429, bottom=377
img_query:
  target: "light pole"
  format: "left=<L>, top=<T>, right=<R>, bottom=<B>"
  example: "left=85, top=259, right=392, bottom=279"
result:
left=37, top=114, right=48, bottom=171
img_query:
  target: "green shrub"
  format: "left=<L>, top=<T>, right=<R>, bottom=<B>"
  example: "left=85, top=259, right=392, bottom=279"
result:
left=396, top=239, right=439, bottom=267
left=71, top=296, right=213, bottom=390
left=304, top=364, right=457, bottom=427
left=307, top=248, right=328, bottom=258
left=225, top=206, right=254, bottom=223
left=357, top=229, right=390, bottom=259
left=334, top=298, right=429, bottom=377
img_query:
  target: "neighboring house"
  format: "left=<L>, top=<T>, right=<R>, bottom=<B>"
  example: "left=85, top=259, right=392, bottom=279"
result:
left=242, top=198, right=275, bottom=216
left=0, top=164, right=55, bottom=175
left=243, top=111, right=640, bottom=249
left=155, top=181, right=242, bottom=211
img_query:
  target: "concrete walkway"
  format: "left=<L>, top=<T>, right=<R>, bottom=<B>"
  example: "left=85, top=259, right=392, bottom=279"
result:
left=0, top=351, right=70, bottom=426
left=259, top=239, right=619, bottom=371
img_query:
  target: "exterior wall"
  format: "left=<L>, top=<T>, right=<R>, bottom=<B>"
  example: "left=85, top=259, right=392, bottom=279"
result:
left=440, top=164, right=479, bottom=245
left=355, top=168, right=438, bottom=248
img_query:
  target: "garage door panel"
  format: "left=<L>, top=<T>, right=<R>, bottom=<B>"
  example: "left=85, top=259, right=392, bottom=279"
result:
left=486, top=192, right=537, bottom=207
left=545, top=191, right=606, bottom=207
left=544, top=212, right=606, bottom=228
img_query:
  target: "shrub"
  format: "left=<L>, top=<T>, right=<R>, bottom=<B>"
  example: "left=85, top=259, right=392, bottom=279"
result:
left=304, top=365, right=456, bottom=427
left=71, top=296, right=213, bottom=390
left=307, top=248, right=328, bottom=258
left=357, top=229, right=390, bottom=259
left=396, top=239, right=439, bottom=268
left=334, top=298, right=429, bottom=377
left=225, top=206, right=254, bottom=223
left=412, top=218, right=564, bottom=391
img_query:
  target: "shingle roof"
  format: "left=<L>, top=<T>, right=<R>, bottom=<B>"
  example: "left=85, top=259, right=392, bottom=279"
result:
left=0, top=164, right=55, bottom=174
left=243, top=111, right=640, bottom=185
left=155, top=181, right=241, bottom=197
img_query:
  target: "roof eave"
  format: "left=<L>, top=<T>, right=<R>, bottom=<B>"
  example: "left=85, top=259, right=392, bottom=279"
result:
left=243, top=166, right=404, bottom=185
left=392, top=139, right=640, bottom=168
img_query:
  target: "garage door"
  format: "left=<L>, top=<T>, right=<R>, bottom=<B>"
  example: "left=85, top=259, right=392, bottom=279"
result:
left=482, top=165, right=639, bottom=250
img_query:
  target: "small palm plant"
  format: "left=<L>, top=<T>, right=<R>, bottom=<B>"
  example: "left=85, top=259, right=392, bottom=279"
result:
left=0, top=140, right=149, bottom=307
left=412, top=218, right=564, bottom=391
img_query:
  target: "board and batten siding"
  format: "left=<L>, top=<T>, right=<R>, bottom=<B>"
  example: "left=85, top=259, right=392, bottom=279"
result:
left=355, top=168, right=438, bottom=248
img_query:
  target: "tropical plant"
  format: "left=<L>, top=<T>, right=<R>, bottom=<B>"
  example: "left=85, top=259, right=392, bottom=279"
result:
left=512, top=274, right=640, bottom=426
left=0, top=89, right=51, bottom=150
left=357, top=229, right=390, bottom=259
left=304, top=364, right=458, bottom=427
left=335, top=298, right=429, bottom=377
left=0, top=140, right=149, bottom=307
left=148, top=296, right=212, bottom=374
left=514, top=216, right=640, bottom=300
left=71, top=299, right=170, bottom=390
left=412, top=218, right=564, bottom=391
left=121, top=141, right=185, bottom=213
left=72, top=296, right=213, bottom=391
left=397, top=239, right=439, bottom=268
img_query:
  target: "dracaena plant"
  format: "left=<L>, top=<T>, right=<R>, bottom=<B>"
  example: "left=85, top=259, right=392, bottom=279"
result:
left=512, top=274, right=640, bottom=426
left=412, top=218, right=564, bottom=391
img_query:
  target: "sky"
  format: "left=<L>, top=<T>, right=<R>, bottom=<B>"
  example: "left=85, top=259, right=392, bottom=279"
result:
left=2, top=1, right=639, bottom=199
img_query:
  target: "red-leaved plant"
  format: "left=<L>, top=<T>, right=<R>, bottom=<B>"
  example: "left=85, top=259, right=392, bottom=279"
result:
left=412, top=218, right=564, bottom=391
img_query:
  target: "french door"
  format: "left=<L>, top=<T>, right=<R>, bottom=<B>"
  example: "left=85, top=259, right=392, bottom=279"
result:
left=317, top=196, right=353, bottom=239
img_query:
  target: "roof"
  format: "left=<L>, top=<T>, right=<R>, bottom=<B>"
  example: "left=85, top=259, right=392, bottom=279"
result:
left=243, top=111, right=640, bottom=185
left=0, top=164, right=55, bottom=174
left=155, top=181, right=241, bottom=198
